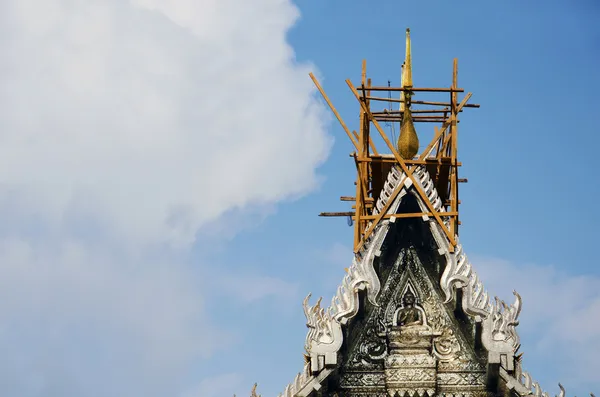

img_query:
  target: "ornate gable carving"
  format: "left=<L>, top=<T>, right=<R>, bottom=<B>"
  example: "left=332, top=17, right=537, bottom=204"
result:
left=337, top=246, right=487, bottom=396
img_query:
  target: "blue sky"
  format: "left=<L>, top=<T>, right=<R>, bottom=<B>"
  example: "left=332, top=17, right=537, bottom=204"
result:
left=0, top=1, right=598, bottom=397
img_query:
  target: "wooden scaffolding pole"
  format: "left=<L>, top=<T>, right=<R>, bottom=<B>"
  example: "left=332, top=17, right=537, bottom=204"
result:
left=451, top=59, right=460, bottom=236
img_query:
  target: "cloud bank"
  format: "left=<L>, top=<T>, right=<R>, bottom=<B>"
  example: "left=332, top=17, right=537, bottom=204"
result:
left=0, top=0, right=331, bottom=396
left=1, top=0, right=331, bottom=248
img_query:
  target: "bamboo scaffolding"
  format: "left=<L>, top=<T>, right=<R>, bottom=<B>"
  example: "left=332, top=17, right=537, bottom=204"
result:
left=311, top=32, right=478, bottom=253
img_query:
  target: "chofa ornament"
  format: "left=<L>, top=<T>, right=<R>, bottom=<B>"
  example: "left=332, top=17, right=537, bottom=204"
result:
left=303, top=293, right=343, bottom=372
left=303, top=294, right=342, bottom=348
left=489, top=293, right=521, bottom=343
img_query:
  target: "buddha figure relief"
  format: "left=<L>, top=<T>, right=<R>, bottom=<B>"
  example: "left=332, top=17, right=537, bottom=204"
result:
left=396, top=290, right=423, bottom=328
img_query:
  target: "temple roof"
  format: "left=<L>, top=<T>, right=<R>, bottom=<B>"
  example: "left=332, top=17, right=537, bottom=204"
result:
left=277, top=165, right=564, bottom=397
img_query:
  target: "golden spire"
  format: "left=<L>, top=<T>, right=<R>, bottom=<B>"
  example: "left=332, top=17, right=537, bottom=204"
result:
left=400, top=63, right=405, bottom=112
left=397, top=28, right=419, bottom=159
left=402, top=28, right=413, bottom=88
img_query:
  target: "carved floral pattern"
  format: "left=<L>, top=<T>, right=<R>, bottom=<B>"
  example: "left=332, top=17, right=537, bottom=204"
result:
left=437, top=372, right=486, bottom=386
left=339, top=372, right=386, bottom=388
left=433, top=328, right=461, bottom=361
left=385, top=368, right=436, bottom=382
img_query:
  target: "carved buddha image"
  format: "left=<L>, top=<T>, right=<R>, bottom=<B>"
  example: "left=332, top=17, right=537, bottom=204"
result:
left=396, top=290, right=423, bottom=328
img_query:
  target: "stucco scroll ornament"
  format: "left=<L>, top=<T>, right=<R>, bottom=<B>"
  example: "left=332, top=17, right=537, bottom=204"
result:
left=440, top=243, right=491, bottom=320
left=481, top=291, right=522, bottom=371
left=303, top=294, right=343, bottom=373
left=432, top=328, right=461, bottom=361
left=358, top=325, right=387, bottom=364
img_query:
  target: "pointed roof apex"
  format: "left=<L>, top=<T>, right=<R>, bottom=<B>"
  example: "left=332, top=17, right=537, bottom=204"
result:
left=398, top=28, right=418, bottom=159
left=403, top=28, right=413, bottom=88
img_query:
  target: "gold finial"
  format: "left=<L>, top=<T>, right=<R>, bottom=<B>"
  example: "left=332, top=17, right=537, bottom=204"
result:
left=402, top=28, right=412, bottom=89
left=397, top=108, right=419, bottom=159
left=397, top=28, right=419, bottom=159
left=400, top=63, right=405, bottom=112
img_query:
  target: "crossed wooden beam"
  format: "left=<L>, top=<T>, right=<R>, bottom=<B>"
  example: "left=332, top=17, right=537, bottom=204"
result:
left=310, top=72, right=475, bottom=254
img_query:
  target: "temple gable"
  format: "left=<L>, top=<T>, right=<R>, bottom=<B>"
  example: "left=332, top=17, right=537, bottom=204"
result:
left=336, top=246, right=487, bottom=397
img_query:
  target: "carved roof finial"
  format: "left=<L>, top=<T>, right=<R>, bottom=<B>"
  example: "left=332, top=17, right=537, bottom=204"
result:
left=397, top=28, right=419, bottom=159
left=558, top=383, right=565, bottom=397
left=250, top=383, right=261, bottom=397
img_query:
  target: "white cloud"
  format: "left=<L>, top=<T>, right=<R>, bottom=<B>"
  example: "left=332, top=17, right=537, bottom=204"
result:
left=0, top=0, right=330, bottom=396
left=0, top=237, right=227, bottom=397
left=473, top=256, right=600, bottom=391
left=0, top=0, right=331, bottom=248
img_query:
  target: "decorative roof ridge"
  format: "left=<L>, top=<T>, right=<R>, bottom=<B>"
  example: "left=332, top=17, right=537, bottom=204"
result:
left=277, top=166, right=544, bottom=397
left=277, top=200, right=393, bottom=396
left=500, top=366, right=573, bottom=397
left=301, top=219, right=390, bottom=366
